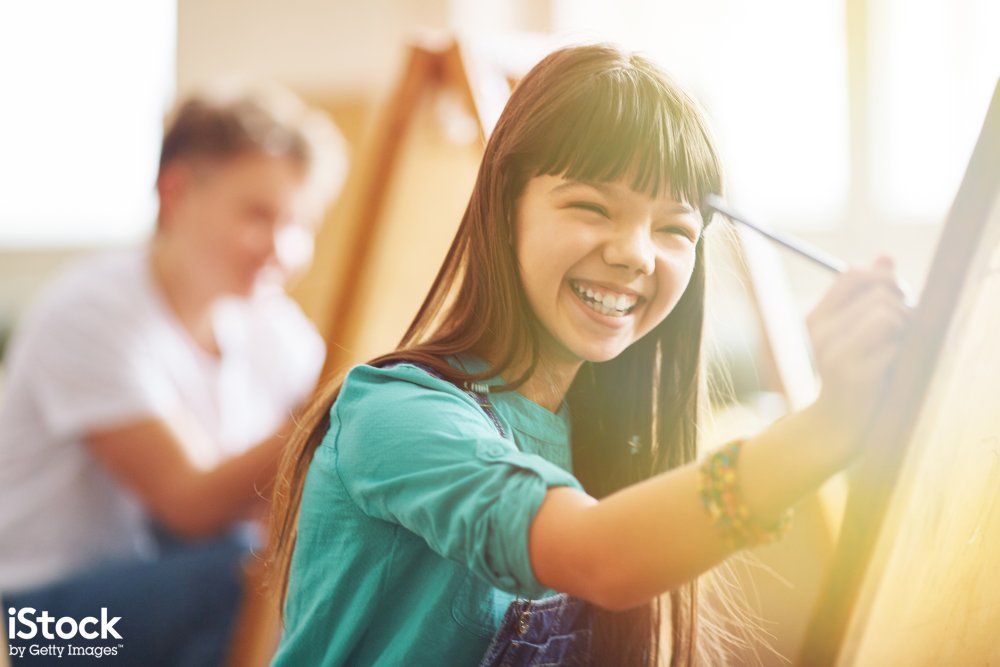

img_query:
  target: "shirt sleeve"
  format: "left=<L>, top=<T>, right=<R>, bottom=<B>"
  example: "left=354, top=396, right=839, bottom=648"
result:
left=252, top=293, right=326, bottom=408
left=331, top=363, right=585, bottom=599
left=25, top=281, right=178, bottom=440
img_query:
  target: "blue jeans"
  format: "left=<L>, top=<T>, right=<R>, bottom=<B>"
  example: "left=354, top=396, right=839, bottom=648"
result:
left=4, top=524, right=252, bottom=667
left=478, top=594, right=592, bottom=666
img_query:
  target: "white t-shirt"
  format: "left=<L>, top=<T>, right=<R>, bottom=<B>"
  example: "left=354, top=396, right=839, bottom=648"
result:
left=0, top=248, right=325, bottom=593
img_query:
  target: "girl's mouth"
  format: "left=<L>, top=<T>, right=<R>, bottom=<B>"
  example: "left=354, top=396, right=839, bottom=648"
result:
left=568, top=279, right=642, bottom=318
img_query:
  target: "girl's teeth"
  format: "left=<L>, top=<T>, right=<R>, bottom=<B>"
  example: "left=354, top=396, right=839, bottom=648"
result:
left=571, top=281, right=636, bottom=317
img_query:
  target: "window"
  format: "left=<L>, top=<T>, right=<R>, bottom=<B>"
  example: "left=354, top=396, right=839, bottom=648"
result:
left=551, top=0, right=850, bottom=229
left=868, top=0, right=1000, bottom=222
left=550, top=0, right=1000, bottom=229
left=0, top=1, right=176, bottom=247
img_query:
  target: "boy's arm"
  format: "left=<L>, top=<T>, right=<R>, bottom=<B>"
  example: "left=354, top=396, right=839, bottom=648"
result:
left=84, top=414, right=294, bottom=539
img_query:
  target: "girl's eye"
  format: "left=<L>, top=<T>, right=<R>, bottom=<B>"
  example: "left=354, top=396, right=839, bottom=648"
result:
left=569, top=202, right=609, bottom=217
left=657, top=225, right=698, bottom=242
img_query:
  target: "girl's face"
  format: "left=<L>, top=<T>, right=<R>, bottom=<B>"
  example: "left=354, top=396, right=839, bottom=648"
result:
left=515, top=173, right=702, bottom=367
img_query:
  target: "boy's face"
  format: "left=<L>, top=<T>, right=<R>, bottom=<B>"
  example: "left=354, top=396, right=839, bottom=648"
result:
left=160, top=152, right=318, bottom=297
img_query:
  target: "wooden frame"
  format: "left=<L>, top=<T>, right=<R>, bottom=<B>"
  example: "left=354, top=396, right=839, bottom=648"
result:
left=799, top=80, right=1000, bottom=665
left=321, top=38, right=516, bottom=375
left=1, top=595, right=9, bottom=667
left=712, top=226, right=846, bottom=665
left=225, top=38, right=522, bottom=667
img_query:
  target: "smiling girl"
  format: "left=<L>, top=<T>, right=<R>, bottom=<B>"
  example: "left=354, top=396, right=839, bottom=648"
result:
left=267, top=44, right=908, bottom=666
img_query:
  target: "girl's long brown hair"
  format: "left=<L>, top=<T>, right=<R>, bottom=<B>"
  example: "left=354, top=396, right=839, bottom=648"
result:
left=270, top=44, right=731, bottom=666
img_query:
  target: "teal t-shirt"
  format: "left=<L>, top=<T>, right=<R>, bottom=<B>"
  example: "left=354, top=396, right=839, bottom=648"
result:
left=271, top=356, right=585, bottom=667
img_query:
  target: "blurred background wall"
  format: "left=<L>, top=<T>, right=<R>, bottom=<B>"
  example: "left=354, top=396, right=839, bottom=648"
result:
left=1, top=0, right=997, bottom=361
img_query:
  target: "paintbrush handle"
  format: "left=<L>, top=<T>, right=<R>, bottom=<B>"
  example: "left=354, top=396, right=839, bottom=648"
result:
left=704, top=194, right=848, bottom=274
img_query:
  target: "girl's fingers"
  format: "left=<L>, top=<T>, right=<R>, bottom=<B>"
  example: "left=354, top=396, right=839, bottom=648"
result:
left=849, top=305, right=909, bottom=357
left=809, top=282, right=909, bottom=356
left=872, top=253, right=896, bottom=274
left=811, top=269, right=880, bottom=314
left=808, top=256, right=910, bottom=412
left=811, top=256, right=905, bottom=316
left=806, top=281, right=903, bottom=350
left=812, top=281, right=906, bottom=336
left=815, top=299, right=908, bottom=380
left=858, top=341, right=900, bottom=387
left=817, top=258, right=902, bottom=309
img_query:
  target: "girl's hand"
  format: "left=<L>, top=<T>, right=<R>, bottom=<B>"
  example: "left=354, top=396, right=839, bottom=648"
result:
left=805, top=255, right=911, bottom=459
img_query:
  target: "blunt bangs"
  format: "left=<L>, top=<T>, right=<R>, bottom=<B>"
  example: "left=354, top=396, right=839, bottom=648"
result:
left=530, top=63, right=722, bottom=213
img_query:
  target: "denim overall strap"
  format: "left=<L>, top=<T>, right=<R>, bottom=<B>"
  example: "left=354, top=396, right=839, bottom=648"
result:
left=383, top=362, right=592, bottom=665
left=478, top=594, right=593, bottom=666
left=462, top=380, right=508, bottom=439
left=386, top=361, right=508, bottom=438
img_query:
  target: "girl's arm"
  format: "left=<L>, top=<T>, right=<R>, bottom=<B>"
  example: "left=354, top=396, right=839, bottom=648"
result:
left=529, top=258, right=909, bottom=611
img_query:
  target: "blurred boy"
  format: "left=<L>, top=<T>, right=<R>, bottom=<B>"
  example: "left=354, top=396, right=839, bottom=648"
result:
left=0, top=82, right=346, bottom=666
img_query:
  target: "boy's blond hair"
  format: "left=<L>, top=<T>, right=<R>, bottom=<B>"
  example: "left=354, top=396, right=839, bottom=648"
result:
left=159, top=81, right=347, bottom=209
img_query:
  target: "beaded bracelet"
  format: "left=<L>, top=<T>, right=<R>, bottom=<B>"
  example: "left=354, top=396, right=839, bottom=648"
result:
left=698, top=439, right=794, bottom=549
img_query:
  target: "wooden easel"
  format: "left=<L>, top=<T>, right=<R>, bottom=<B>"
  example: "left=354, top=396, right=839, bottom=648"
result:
left=224, top=37, right=532, bottom=667
left=799, top=80, right=1000, bottom=666
left=706, top=225, right=847, bottom=666
left=319, top=37, right=533, bottom=377
left=1, top=595, right=10, bottom=667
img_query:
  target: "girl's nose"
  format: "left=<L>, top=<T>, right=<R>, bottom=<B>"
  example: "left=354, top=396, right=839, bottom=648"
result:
left=602, top=224, right=655, bottom=276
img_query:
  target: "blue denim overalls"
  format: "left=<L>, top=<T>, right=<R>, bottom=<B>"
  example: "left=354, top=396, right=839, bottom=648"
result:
left=393, top=362, right=595, bottom=666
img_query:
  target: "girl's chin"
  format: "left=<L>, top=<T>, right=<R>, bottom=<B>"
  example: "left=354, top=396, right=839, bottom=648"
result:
left=582, top=348, right=628, bottom=364
left=560, top=338, right=631, bottom=365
